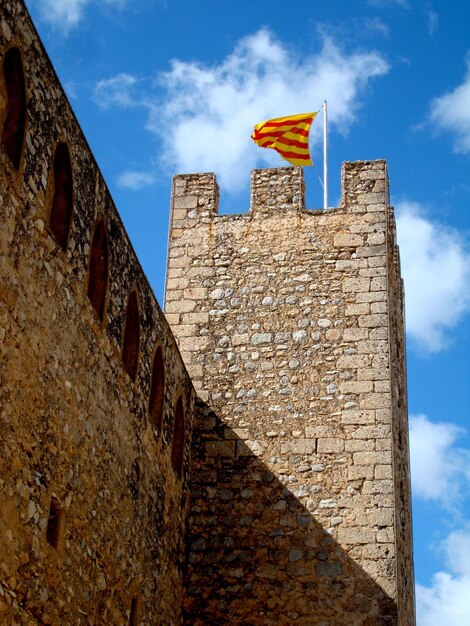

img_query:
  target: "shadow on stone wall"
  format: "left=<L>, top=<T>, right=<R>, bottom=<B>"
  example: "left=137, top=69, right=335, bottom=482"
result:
left=183, top=399, right=396, bottom=626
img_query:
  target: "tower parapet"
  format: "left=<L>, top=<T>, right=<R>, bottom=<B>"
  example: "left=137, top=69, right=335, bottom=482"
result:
left=250, top=166, right=305, bottom=213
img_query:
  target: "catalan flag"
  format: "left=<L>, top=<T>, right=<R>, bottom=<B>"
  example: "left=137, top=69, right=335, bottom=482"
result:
left=251, top=111, right=317, bottom=166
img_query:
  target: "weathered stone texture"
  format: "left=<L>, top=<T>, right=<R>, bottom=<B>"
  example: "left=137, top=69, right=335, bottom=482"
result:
left=166, top=162, right=415, bottom=625
left=1, top=2, right=415, bottom=625
left=1, top=3, right=195, bottom=624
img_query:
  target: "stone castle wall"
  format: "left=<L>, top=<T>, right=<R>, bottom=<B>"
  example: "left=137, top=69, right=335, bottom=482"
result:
left=0, top=3, right=195, bottom=624
left=1, top=1, right=415, bottom=625
left=386, top=212, right=415, bottom=623
left=166, top=163, right=415, bottom=625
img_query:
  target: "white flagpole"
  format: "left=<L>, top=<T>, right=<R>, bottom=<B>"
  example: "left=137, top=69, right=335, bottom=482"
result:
left=323, top=100, right=328, bottom=210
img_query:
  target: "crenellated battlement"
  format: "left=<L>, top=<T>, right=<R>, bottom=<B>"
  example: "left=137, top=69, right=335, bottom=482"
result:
left=170, top=160, right=389, bottom=232
left=250, top=165, right=306, bottom=212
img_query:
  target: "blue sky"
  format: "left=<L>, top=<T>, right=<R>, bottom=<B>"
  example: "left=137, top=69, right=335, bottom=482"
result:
left=24, top=0, right=470, bottom=622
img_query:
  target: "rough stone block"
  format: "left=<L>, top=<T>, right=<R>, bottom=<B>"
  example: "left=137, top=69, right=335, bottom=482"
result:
left=370, top=276, right=387, bottom=292
left=356, top=244, right=386, bottom=258
left=345, top=303, right=369, bottom=316
left=173, top=195, right=198, bottom=210
left=360, top=393, right=390, bottom=409
left=352, top=451, right=392, bottom=465
left=345, top=439, right=375, bottom=452
left=337, top=528, right=375, bottom=544
left=281, top=439, right=317, bottom=455
left=179, top=336, right=211, bottom=352
left=375, top=464, right=393, bottom=479
left=337, top=354, right=371, bottom=370
left=340, top=381, right=373, bottom=394
left=362, top=479, right=394, bottom=494
left=206, top=441, right=236, bottom=457
left=358, top=314, right=388, bottom=328
left=358, top=192, right=385, bottom=205
left=352, top=425, right=391, bottom=440
left=315, top=562, right=343, bottom=577
left=348, top=465, right=374, bottom=480
left=343, top=277, right=370, bottom=293
left=357, top=367, right=389, bottom=381
left=366, top=509, right=394, bottom=526
left=343, top=327, right=369, bottom=341
left=165, top=299, right=197, bottom=314
left=182, top=312, right=209, bottom=325
left=341, top=410, right=376, bottom=425
left=184, top=287, right=208, bottom=300
left=317, top=438, right=344, bottom=454
left=333, top=233, right=364, bottom=247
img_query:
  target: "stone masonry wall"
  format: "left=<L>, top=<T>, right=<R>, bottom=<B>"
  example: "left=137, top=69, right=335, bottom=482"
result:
left=1, top=3, right=195, bottom=624
left=386, top=211, right=415, bottom=623
left=166, top=162, right=415, bottom=625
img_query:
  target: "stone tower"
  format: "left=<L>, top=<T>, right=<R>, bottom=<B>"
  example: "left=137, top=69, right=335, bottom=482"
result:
left=165, top=162, right=415, bottom=625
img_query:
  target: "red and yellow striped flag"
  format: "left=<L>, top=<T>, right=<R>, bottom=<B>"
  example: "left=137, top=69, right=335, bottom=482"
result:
left=251, top=111, right=317, bottom=166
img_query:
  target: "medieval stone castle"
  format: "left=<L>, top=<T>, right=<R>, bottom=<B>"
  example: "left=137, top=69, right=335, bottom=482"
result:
left=0, top=1, right=415, bottom=624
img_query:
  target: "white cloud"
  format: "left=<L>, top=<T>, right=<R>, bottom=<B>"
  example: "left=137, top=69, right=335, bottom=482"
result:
left=396, top=201, right=470, bottom=352
left=145, top=29, right=388, bottom=192
left=444, top=529, right=470, bottom=577
left=63, top=80, right=78, bottom=101
left=411, top=413, right=470, bottom=624
left=35, top=0, right=88, bottom=29
left=417, top=529, right=470, bottom=626
left=33, top=0, right=126, bottom=31
left=366, top=0, right=409, bottom=8
left=117, top=170, right=156, bottom=190
left=364, top=17, right=389, bottom=37
left=430, top=54, right=470, bottom=153
left=94, top=31, right=388, bottom=192
left=417, top=574, right=470, bottom=626
left=409, top=414, right=469, bottom=504
left=94, top=74, right=138, bottom=109
left=427, top=10, right=438, bottom=36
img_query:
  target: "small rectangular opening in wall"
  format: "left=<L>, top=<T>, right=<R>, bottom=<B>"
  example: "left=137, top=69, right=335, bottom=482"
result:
left=46, top=495, right=64, bottom=549
left=129, top=596, right=139, bottom=626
